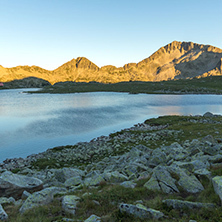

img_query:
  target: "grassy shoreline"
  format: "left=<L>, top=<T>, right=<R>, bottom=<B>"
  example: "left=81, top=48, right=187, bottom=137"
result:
left=27, top=76, right=222, bottom=94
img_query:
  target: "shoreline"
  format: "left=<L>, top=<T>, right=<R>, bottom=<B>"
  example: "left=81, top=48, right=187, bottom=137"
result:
left=1, top=112, right=222, bottom=221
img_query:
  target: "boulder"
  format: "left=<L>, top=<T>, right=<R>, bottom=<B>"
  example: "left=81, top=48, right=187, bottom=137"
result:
left=165, top=142, right=188, bottom=161
left=169, top=167, right=204, bottom=193
left=212, top=176, right=222, bottom=203
left=119, top=203, right=164, bottom=220
left=0, top=197, right=15, bottom=205
left=144, top=166, right=204, bottom=194
left=64, top=176, right=82, bottom=187
left=84, top=214, right=101, bottom=222
left=163, top=199, right=215, bottom=209
left=62, top=195, right=80, bottom=215
left=148, top=148, right=167, bottom=167
left=19, top=187, right=67, bottom=213
left=144, top=166, right=179, bottom=193
left=51, top=168, right=85, bottom=183
left=0, top=171, right=43, bottom=199
left=84, top=173, right=104, bottom=186
left=0, top=204, right=8, bottom=220
left=120, top=181, right=136, bottom=188
left=203, top=112, right=214, bottom=117
left=21, top=190, right=31, bottom=199
left=103, top=171, right=128, bottom=183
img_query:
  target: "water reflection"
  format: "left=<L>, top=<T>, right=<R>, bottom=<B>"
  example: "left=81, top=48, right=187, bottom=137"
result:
left=1, top=89, right=222, bottom=161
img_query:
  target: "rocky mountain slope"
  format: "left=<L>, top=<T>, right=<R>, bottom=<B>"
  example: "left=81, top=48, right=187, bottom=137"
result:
left=1, top=41, right=222, bottom=84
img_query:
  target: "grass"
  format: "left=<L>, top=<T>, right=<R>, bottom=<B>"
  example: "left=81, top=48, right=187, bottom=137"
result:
left=27, top=76, right=222, bottom=94
left=4, top=174, right=222, bottom=221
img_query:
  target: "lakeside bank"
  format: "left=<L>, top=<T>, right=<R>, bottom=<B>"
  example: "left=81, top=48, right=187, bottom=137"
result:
left=1, top=113, right=222, bottom=221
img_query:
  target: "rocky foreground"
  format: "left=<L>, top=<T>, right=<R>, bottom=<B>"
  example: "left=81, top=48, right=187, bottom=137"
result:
left=1, top=112, right=222, bottom=221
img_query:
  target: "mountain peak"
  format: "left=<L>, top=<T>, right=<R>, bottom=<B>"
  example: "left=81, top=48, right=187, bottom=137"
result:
left=0, top=41, right=222, bottom=84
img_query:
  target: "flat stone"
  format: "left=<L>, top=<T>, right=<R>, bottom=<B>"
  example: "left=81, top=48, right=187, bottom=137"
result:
left=163, top=199, right=215, bottom=209
left=120, top=181, right=136, bottom=188
left=119, top=203, right=164, bottom=220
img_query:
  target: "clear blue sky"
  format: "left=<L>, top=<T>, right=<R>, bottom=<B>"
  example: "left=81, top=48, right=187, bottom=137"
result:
left=1, top=0, right=222, bottom=70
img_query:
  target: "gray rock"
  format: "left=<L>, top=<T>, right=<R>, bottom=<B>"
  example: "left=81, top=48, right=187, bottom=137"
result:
left=19, top=187, right=67, bottom=213
left=203, top=112, right=214, bottom=117
left=103, top=171, right=128, bottom=183
left=84, top=214, right=101, bottom=222
left=163, top=199, right=215, bottom=209
left=119, top=203, right=164, bottom=219
left=120, top=181, right=136, bottom=188
left=149, top=148, right=167, bottom=167
left=64, top=176, right=82, bottom=187
left=84, top=172, right=104, bottom=186
left=0, top=197, right=15, bottom=205
left=144, top=166, right=204, bottom=194
left=166, top=142, right=188, bottom=161
left=212, top=176, right=222, bottom=203
left=144, top=166, right=179, bottom=193
left=170, top=167, right=204, bottom=193
left=62, top=195, right=80, bottom=215
left=21, top=190, right=31, bottom=199
left=51, top=168, right=85, bottom=183
left=0, top=171, right=43, bottom=199
left=0, top=204, right=8, bottom=220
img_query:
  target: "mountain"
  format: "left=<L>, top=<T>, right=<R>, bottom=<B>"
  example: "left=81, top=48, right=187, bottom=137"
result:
left=1, top=41, right=222, bottom=84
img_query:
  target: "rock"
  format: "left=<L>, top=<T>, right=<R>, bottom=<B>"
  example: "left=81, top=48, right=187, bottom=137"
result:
left=84, top=214, right=101, bottom=222
left=165, top=142, right=188, bottom=161
left=212, top=176, right=222, bottom=203
left=144, top=166, right=204, bottom=194
left=120, top=181, right=136, bottom=188
left=21, top=190, right=31, bottom=199
left=163, top=199, right=215, bottom=209
left=64, top=176, right=82, bottom=187
left=103, top=171, right=128, bottom=183
left=144, top=166, right=179, bottom=193
left=62, top=195, right=80, bottom=215
left=51, top=168, right=85, bottom=183
left=0, top=171, right=43, bottom=199
left=194, top=169, right=211, bottom=181
left=169, top=167, right=204, bottom=193
left=203, top=112, right=214, bottom=117
left=172, top=160, right=210, bottom=172
left=149, top=148, right=167, bottom=167
left=61, top=218, right=75, bottom=222
left=19, top=187, right=67, bottom=213
left=0, top=197, right=15, bottom=205
left=0, top=204, right=8, bottom=220
left=119, top=203, right=164, bottom=220
left=84, top=173, right=104, bottom=186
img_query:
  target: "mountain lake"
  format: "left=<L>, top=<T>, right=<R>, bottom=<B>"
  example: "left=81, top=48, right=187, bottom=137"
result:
left=1, top=88, right=222, bottom=162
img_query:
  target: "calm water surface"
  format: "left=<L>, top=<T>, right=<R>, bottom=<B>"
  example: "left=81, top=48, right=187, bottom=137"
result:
left=1, top=88, right=222, bottom=162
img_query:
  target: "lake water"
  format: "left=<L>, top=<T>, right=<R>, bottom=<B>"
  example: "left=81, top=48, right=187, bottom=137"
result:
left=1, top=88, right=222, bottom=162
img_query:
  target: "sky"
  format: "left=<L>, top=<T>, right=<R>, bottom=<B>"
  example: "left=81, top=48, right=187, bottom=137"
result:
left=0, top=0, right=222, bottom=70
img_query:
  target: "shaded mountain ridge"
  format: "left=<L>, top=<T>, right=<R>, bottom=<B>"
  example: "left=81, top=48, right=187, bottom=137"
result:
left=1, top=41, right=222, bottom=84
